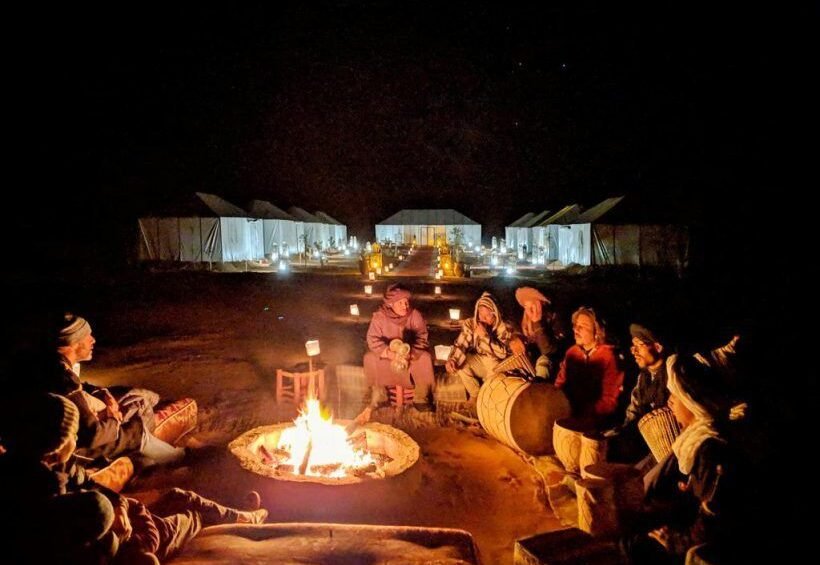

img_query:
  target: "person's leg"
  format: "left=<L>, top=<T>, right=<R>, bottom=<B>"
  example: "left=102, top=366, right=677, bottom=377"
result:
left=363, top=351, right=390, bottom=408
left=139, top=431, right=186, bottom=467
left=458, top=354, right=494, bottom=401
left=150, top=488, right=266, bottom=527
left=151, top=511, right=202, bottom=563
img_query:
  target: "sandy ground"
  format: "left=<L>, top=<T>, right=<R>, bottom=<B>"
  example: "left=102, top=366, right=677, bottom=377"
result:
left=61, top=265, right=570, bottom=564
left=4, top=253, right=761, bottom=563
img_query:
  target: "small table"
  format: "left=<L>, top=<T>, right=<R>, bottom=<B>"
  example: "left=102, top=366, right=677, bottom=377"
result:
left=276, top=363, right=326, bottom=405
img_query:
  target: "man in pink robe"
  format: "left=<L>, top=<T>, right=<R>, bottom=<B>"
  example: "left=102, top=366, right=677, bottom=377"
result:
left=363, top=284, right=435, bottom=411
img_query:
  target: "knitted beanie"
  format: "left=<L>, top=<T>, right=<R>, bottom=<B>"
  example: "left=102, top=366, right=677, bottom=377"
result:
left=57, top=313, right=92, bottom=346
left=15, top=394, right=80, bottom=457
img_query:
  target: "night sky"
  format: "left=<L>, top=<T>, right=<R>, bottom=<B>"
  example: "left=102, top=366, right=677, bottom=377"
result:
left=11, top=2, right=806, bottom=277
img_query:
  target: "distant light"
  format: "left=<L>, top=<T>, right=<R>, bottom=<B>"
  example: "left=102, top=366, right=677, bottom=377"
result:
left=314, top=251, right=320, bottom=258
left=350, top=304, right=360, bottom=316
left=491, top=257, right=498, bottom=266
left=364, top=284, right=373, bottom=295
left=271, top=252, right=279, bottom=261
left=278, top=261, right=287, bottom=272
left=376, top=267, right=382, bottom=275
left=434, top=286, right=442, bottom=295
left=368, top=272, right=376, bottom=280
left=506, top=267, right=515, bottom=275
left=344, top=249, right=350, bottom=256
left=449, top=308, right=461, bottom=321
left=389, top=263, right=394, bottom=269
left=305, top=340, right=321, bottom=357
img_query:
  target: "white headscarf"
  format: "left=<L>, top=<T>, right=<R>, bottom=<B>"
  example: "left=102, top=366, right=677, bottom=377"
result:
left=667, top=354, right=721, bottom=474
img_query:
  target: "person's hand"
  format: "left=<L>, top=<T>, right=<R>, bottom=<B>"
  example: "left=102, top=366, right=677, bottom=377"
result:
left=510, top=337, right=526, bottom=356
left=647, top=526, right=670, bottom=550
left=101, top=390, right=123, bottom=422
left=445, top=360, right=456, bottom=374
left=112, top=501, right=133, bottom=542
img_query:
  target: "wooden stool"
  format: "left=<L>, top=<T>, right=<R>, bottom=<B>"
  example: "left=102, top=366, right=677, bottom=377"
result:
left=276, top=368, right=326, bottom=405
left=387, top=385, right=415, bottom=407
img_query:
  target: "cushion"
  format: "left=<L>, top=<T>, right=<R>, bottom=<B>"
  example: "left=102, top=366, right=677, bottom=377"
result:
left=153, top=398, right=198, bottom=445
left=89, top=456, right=134, bottom=493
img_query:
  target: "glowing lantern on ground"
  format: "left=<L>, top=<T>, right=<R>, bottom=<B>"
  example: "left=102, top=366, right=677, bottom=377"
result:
left=449, top=308, right=461, bottom=321
left=350, top=305, right=360, bottom=316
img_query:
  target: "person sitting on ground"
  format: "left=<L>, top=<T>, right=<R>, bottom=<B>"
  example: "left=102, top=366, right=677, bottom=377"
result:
left=445, top=291, right=524, bottom=406
left=621, top=354, right=752, bottom=564
left=39, top=312, right=185, bottom=468
left=0, top=393, right=120, bottom=563
left=514, top=286, right=566, bottom=379
left=362, top=283, right=435, bottom=414
left=555, top=306, right=624, bottom=428
left=0, top=393, right=267, bottom=565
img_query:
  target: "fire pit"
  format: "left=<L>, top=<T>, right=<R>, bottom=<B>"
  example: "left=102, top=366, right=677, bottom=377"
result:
left=229, top=399, right=419, bottom=485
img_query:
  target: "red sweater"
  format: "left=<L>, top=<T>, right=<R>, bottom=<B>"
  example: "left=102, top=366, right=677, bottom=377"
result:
left=555, top=344, right=623, bottom=418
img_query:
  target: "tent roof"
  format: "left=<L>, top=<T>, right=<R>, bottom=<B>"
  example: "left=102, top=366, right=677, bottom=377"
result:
left=523, top=210, right=552, bottom=227
left=536, top=204, right=583, bottom=226
left=143, top=192, right=249, bottom=217
left=247, top=200, right=295, bottom=220
left=507, top=212, right=535, bottom=228
left=314, top=211, right=343, bottom=225
left=574, top=196, right=625, bottom=223
left=377, top=209, right=479, bottom=225
left=288, top=207, right=322, bottom=223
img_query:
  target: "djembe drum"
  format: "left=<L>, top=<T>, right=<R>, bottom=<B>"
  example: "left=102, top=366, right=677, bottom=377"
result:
left=638, top=406, right=682, bottom=462
left=477, top=373, right=570, bottom=455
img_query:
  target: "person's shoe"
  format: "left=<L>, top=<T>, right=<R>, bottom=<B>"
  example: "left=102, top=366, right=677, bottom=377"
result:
left=245, top=490, right=262, bottom=511
left=236, top=508, right=268, bottom=524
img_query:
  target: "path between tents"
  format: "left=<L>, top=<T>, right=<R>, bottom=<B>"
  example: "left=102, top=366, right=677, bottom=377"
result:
left=391, top=246, right=434, bottom=277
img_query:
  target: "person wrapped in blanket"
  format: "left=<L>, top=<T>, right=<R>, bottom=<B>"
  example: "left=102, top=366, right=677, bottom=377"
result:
left=445, top=292, right=525, bottom=406
left=0, top=394, right=266, bottom=564
left=621, top=354, right=752, bottom=564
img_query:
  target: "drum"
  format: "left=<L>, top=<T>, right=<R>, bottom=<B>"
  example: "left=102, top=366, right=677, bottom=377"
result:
left=583, top=462, right=644, bottom=513
left=553, top=417, right=594, bottom=473
left=579, top=432, right=608, bottom=478
left=576, top=478, right=617, bottom=537
left=638, top=406, right=682, bottom=462
left=477, top=374, right=570, bottom=455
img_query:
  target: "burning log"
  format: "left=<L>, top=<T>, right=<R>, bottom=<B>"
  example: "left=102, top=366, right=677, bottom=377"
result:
left=298, top=439, right=313, bottom=476
left=311, top=463, right=343, bottom=476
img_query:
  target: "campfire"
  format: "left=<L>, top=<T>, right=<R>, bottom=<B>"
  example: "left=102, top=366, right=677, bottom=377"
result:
left=230, top=398, right=420, bottom=484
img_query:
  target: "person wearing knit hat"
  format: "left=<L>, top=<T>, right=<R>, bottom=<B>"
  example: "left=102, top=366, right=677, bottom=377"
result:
left=361, top=283, right=435, bottom=417
left=40, top=311, right=186, bottom=468
left=624, top=353, right=751, bottom=564
left=445, top=291, right=518, bottom=405
left=2, top=393, right=80, bottom=462
left=514, top=286, right=565, bottom=379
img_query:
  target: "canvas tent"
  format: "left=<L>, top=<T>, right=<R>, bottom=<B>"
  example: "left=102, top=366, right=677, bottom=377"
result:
left=376, top=209, right=481, bottom=246
left=517, top=210, right=552, bottom=257
left=314, top=211, right=348, bottom=248
left=138, top=192, right=264, bottom=263
left=248, top=200, right=299, bottom=257
left=557, top=196, right=689, bottom=268
left=288, top=207, right=328, bottom=251
left=505, top=212, right=535, bottom=252
left=531, top=204, right=582, bottom=262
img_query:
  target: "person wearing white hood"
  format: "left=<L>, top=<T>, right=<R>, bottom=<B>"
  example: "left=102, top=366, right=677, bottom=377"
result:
left=445, top=292, right=524, bottom=405
left=623, top=353, right=750, bottom=564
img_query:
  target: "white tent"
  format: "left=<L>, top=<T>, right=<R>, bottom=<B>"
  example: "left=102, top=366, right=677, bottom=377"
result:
left=314, top=211, right=348, bottom=248
left=288, top=207, right=327, bottom=251
left=138, top=192, right=264, bottom=263
left=517, top=210, right=552, bottom=257
left=531, top=204, right=582, bottom=262
left=376, top=209, right=481, bottom=247
left=505, top=212, right=534, bottom=252
left=247, top=200, right=299, bottom=257
left=558, top=196, right=689, bottom=268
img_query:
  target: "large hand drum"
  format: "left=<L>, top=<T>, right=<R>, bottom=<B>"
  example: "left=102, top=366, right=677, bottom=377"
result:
left=477, top=374, right=570, bottom=455
left=638, top=406, right=682, bottom=462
